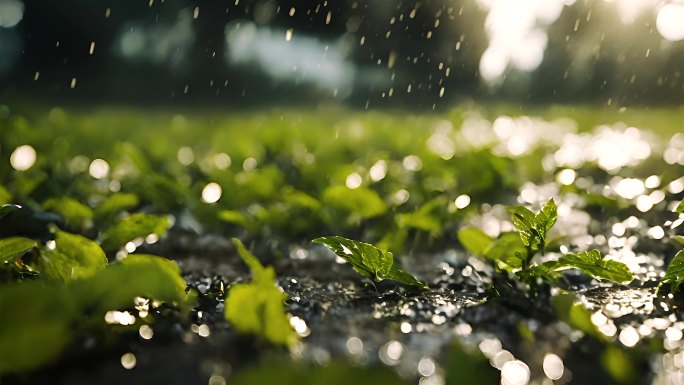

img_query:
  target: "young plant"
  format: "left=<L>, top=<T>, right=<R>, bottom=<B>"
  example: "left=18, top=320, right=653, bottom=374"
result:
left=509, top=198, right=558, bottom=267
left=224, top=238, right=298, bottom=346
left=458, top=198, right=633, bottom=286
left=312, top=236, right=428, bottom=290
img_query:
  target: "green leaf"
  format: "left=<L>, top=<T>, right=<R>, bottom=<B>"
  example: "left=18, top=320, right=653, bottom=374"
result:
left=662, top=250, right=684, bottom=291
left=232, top=238, right=274, bottom=283
left=38, top=230, right=107, bottom=282
left=672, top=235, right=684, bottom=248
left=100, top=213, right=170, bottom=252
left=0, top=283, right=76, bottom=374
left=524, top=260, right=562, bottom=281
left=551, top=292, right=603, bottom=340
left=94, top=193, right=140, bottom=222
left=0, top=204, right=21, bottom=220
left=312, top=236, right=427, bottom=289
left=396, top=197, right=447, bottom=234
left=509, top=198, right=557, bottom=252
left=218, top=210, right=256, bottom=231
left=601, top=346, right=637, bottom=384
left=312, top=236, right=373, bottom=279
left=385, top=265, right=428, bottom=288
left=225, top=239, right=297, bottom=346
left=509, top=206, right=537, bottom=248
left=282, top=187, right=322, bottom=212
left=676, top=199, right=684, bottom=214
left=322, top=185, right=387, bottom=219
left=225, top=281, right=295, bottom=346
left=531, top=250, right=633, bottom=284
left=0, top=254, right=194, bottom=375
left=458, top=228, right=494, bottom=257
left=556, top=249, right=633, bottom=283
left=43, top=197, right=94, bottom=230
left=484, top=232, right=528, bottom=272
left=444, top=341, right=499, bottom=385
left=70, top=254, right=194, bottom=313
left=0, top=237, right=37, bottom=264
left=538, top=198, right=558, bottom=232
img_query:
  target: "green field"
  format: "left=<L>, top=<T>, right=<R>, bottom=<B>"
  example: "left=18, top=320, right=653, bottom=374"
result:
left=1, top=104, right=683, bottom=384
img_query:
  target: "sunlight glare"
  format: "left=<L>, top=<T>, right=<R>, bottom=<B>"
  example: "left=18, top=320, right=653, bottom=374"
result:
left=657, top=3, right=684, bottom=41
left=89, top=159, right=110, bottom=179
left=202, top=182, right=222, bottom=203
left=543, top=354, right=564, bottom=380
left=501, top=360, right=530, bottom=385
left=10, top=145, right=36, bottom=171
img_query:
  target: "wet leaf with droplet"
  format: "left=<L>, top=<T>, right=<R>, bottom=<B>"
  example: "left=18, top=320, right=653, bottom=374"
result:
left=313, top=236, right=427, bottom=289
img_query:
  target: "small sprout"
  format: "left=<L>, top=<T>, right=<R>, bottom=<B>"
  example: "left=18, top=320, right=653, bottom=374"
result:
left=224, top=238, right=297, bottom=346
left=509, top=198, right=557, bottom=255
left=312, top=236, right=427, bottom=290
left=461, top=198, right=632, bottom=285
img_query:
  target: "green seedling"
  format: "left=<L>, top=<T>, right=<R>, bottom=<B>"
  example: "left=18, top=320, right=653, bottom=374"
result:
left=225, top=238, right=298, bottom=346
left=459, top=198, right=633, bottom=285
left=313, top=236, right=428, bottom=290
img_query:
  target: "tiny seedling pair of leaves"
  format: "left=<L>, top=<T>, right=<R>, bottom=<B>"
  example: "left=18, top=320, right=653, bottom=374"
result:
left=312, top=236, right=427, bottom=290
left=509, top=198, right=557, bottom=254
left=661, top=249, right=684, bottom=292
left=527, top=249, right=633, bottom=284
left=225, top=238, right=297, bottom=346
